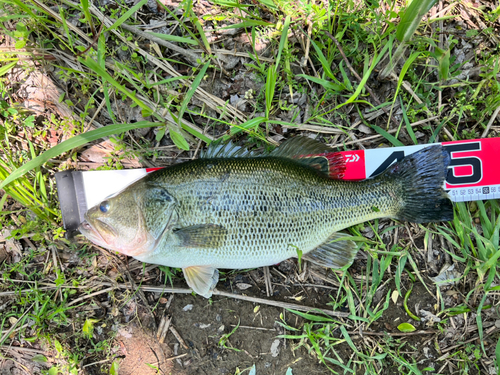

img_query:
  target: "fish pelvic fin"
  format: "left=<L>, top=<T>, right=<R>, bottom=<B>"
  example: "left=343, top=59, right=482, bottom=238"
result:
left=183, top=266, right=219, bottom=298
left=302, top=233, right=358, bottom=269
left=382, top=145, right=453, bottom=223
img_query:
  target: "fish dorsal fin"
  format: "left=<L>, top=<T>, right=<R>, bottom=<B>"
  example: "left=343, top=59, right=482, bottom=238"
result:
left=183, top=266, right=219, bottom=298
left=201, top=137, right=346, bottom=179
left=271, top=137, right=346, bottom=179
left=302, top=232, right=359, bottom=269
left=270, top=137, right=332, bottom=157
left=174, top=224, right=227, bottom=248
left=200, top=139, right=258, bottom=159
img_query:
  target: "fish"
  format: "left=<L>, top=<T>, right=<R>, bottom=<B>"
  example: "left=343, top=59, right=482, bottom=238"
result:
left=78, top=137, right=453, bottom=298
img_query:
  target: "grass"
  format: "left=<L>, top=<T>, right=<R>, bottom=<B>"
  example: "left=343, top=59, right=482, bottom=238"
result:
left=1, top=0, right=500, bottom=373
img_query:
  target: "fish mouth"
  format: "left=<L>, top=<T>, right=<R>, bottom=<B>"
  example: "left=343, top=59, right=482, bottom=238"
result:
left=79, top=219, right=115, bottom=246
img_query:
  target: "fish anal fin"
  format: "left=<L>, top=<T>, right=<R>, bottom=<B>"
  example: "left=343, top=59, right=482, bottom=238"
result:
left=183, top=266, right=219, bottom=298
left=302, top=233, right=358, bottom=269
left=174, top=224, right=227, bottom=248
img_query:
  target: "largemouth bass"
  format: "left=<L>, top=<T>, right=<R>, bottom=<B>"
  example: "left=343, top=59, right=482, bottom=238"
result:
left=79, top=138, right=453, bottom=297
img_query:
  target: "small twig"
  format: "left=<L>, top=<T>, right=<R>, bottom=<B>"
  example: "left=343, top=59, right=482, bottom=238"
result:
left=157, top=316, right=172, bottom=344
left=263, top=266, right=272, bottom=297
left=328, top=116, right=439, bottom=148
left=83, top=95, right=109, bottom=133
left=82, top=358, right=111, bottom=368
left=278, top=123, right=345, bottom=134
left=96, top=282, right=351, bottom=319
left=51, top=246, right=63, bottom=303
left=324, top=31, right=400, bottom=129
left=169, top=326, right=188, bottom=350
left=353, top=330, right=438, bottom=337
left=301, top=283, right=337, bottom=290
left=0, top=303, right=34, bottom=344
left=480, top=105, right=500, bottom=138
left=192, top=48, right=274, bottom=62
left=438, top=326, right=498, bottom=357
left=230, top=325, right=275, bottom=331
left=0, top=323, right=29, bottom=336
left=156, top=314, right=167, bottom=340
left=213, top=290, right=350, bottom=319
left=0, top=345, right=51, bottom=356
left=67, top=287, right=115, bottom=307
left=0, top=286, right=54, bottom=297
left=165, top=353, right=188, bottom=361
left=119, top=23, right=201, bottom=65
left=300, top=21, right=312, bottom=67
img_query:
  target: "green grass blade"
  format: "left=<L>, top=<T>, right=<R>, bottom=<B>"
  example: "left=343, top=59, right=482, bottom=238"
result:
left=107, top=0, right=149, bottom=30
left=434, top=47, right=450, bottom=81
left=221, top=20, right=272, bottom=29
left=309, top=37, right=340, bottom=83
left=396, top=0, right=438, bottom=43
left=296, top=74, right=344, bottom=92
left=79, top=56, right=151, bottom=115
left=177, top=61, right=209, bottom=127
left=476, top=293, right=488, bottom=355
left=0, top=121, right=161, bottom=190
left=146, top=33, right=197, bottom=45
left=400, top=97, right=417, bottom=144
left=79, top=0, right=93, bottom=35
left=286, top=309, right=340, bottom=323
left=230, top=116, right=266, bottom=135
left=338, top=61, right=353, bottom=91
left=212, top=0, right=253, bottom=7
left=370, top=124, right=404, bottom=147
left=179, top=122, right=212, bottom=144
left=274, top=15, right=290, bottom=70
left=429, top=118, right=447, bottom=143
left=393, top=51, right=420, bottom=102
left=256, top=0, right=276, bottom=11
left=0, top=60, right=18, bottom=76
left=265, top=66, right=277, bottom=119
left=496, top=336, right=500, bottom=373
left=335, top=39, right=391, bottom=110
left=191, top=13, right=211, bottom=53
left=167, top=124, right=189, bottom=150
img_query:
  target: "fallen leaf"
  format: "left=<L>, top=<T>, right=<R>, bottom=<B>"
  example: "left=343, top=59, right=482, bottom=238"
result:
left=397, top=322, right=416, bottom=332
left=391, top=290, right=399, bottom=304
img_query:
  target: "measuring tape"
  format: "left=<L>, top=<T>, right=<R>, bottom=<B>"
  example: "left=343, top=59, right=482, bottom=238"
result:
left=340, top=138, right=499, bottom=202
left=56, top=137, right=500, bottom=233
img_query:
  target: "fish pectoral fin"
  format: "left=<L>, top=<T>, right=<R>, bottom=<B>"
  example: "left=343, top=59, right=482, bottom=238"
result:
left=302, top=233, right=359, bottom=269
left=174, top=224, right=227, bottom=248
left=183, top=266, right=219, bottom=298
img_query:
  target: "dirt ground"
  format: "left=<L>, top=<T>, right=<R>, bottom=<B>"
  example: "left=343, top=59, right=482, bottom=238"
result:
left=1, top=0, right=500, bottom=374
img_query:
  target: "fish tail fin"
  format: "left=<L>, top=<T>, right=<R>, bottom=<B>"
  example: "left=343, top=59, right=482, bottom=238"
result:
left=382, top=145, right=453, bottom=223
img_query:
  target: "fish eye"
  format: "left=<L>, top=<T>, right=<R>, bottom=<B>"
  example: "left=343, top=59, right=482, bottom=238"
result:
left=99, top=201, right=110, bottom=213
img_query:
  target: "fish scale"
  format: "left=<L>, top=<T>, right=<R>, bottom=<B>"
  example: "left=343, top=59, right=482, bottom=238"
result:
left=79, top=138, right=453, bottom=298
left=143, top=157, right=398, bottom=269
